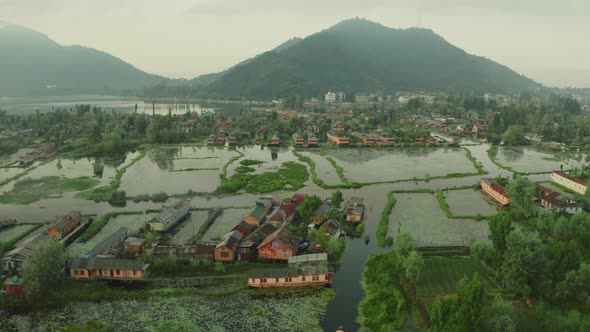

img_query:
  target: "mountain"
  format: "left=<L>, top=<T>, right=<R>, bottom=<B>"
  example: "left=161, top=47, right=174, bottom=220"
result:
left=202, top=18, right=541, bottom=99
left=189, top=37, right=303, bottom=88
left=0, top=24, right=168, bottom=96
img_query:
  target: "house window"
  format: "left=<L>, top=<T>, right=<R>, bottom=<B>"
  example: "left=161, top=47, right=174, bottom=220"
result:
left=282, top=250, right=287, bottom=257
left=302, top=276, right=306, bottom=282
left=221, top=252, right=229, bottom=258
left=261, top=278, right=267, bottom=283
left=286, top=277, right=292, bottom=282
left=275, top=278, right=279, bottom=283
left=115, top=270, right=121, bottom=275
left=133, top=270, right=138, bottom=276
left=312, top=276, right=319, bottom=281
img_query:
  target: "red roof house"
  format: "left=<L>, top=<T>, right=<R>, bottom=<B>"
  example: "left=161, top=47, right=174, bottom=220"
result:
left=266, top=203, right=297, bottom=227
left=257, top=227, right=299, bottom=261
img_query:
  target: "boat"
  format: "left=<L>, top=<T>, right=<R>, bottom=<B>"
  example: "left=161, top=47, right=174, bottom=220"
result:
left=364, top=232, right=370, bottom=244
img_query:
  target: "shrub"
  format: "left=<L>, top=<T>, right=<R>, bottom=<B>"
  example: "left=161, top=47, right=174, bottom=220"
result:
left=150, top=192, right=169, bottom=202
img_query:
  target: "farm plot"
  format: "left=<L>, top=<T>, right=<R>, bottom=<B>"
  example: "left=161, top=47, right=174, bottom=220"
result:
left=120, top=147, right=238, bottom=195
left=444, top=189, right=498, bottom=217
left=296, top=151, right=343, bottom=186
left=226, top=147, right=299, bottom=177
left=24, top=159, right=116, bottom=186
left=388, top=193, right=489, bottom=246
left=492, top=147, right=585, bottom=173
left=320, top=148, right=477, bottom=183
left=0, top=224, right=35, bottom=242
left=416, top=257, right=498, bottom=299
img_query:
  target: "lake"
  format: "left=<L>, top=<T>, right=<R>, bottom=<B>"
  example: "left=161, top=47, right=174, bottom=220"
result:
left=1, top=143, right=585, bottom=331
left=0, top=95, right=248, bottom=117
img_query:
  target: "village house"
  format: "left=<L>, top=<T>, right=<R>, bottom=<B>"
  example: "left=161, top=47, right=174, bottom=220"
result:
left=290, top=193, right=305, bottom=206
left=312, top=199, right=333, bottom=226
left=124, top=237, right=145, bottom=254
left=217, top=120, right=233, bottom=129
left=215, top=231, right=243, bottom=262
left=152, top=245, right=215, bottom=263
left=243, top=200, right=274, bottom=225
left=374, top=132, right=395, bottom=146
left=227, top=135, right=237, bottom=145
left=148, top=201, right=191, bottom=232
left=69, top=257, right=149, bottom=280
left=551, top=171, right=587, bottom=195
left=48, top=211, right=82, bottom=239
left=257, top=227, right=299, bottom=261
left=236, top=223, right=277, bottom=261
left=215, top=130, right=227, bottom=145
left=86, top=227, right=128, bottom=259
left=327, top=130, right=349, bottom=146
left=541, top=192, right=583, bottom=215
left=270, top=134, right=280, bottom=146
left=331, top=122, right=347, bottom=132
left=266, top=203, right=297, bottom=228
left=292, top=133, right=305, bottom=146
left=344, top=198, right=365, bottom=223
left=536, top=183, right=583, bottom=215
left=351, top=132, right=376, bottom=146
left=306, top=132, right=319, bottom=147
left=248, top=253, right=332, bottom=288
left=3, top=276, right=25, bottom=296
left=321, top=219, right=341, bottom=239
left=233, top=220, right=255, bottom=238
left=472, top=123, right=488, bottom=139
left=480, top=178, right=510, bottom=206
left=1, top=233, right=49, bottom=273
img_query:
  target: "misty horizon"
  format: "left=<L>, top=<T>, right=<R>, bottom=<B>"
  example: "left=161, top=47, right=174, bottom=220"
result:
left=1, top=0, right=589, bottom=88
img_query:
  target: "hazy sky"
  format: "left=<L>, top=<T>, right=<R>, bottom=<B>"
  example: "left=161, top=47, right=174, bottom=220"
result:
left=1, top=0, right=589, bottom=88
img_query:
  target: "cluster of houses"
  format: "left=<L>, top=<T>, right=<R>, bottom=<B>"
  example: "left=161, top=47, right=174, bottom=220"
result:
left=292, top=133, right=319, bottom=148
left=480, top=170, right=587, bottom=214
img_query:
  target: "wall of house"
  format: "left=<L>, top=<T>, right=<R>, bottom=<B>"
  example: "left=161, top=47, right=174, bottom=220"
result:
left=215, top=247, right=235, bottom=262
left=258, top=242, right=294, bottom=261
left=481, top=181, right=510, bottom=205
left=552, top=173, right=587, bottom=195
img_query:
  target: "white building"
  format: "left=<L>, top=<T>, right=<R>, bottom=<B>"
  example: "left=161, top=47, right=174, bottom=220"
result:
left=325, top=92, right=336, bottom=103
left=551, top=171, right=587, bottom=195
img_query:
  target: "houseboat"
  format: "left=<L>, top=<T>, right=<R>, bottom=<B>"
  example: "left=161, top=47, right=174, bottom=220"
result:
left=248, top=253, right=332, bottom=288
left=148, top=201, right=191, bottom=232
left=351, top=132, right=375, bottom=146
left=312, top=199, right=332, bottom=226
left=48, top=211, right=82, bottom=239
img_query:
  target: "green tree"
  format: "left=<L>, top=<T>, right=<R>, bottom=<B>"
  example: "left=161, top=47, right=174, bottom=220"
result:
left=501, top=230, right=546, bottom=296
left=483, top=300, right=516, bottom=332
left=555, top=263, right=590, bottom=305
left=457, top=273, right=487, bottom=331
left=430, top=295, right=461, bottom=332
left=503, top=125, right=525, bottom=145
left=402, top=250, right=424, bottom=283
left=23, top=239, right=66, bottom=298
left=394, top=232, right=414, bottom=258
left=488, top=212, right=514, bottom=259
left=296, top=195, right=321, bottom=223
left=331, top=190, right=343, bottom=209
left=505, top=177, right=536, bottom=218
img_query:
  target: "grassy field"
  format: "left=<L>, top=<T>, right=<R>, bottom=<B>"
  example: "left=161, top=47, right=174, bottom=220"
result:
left=0, top=176, right=99, bottom=204
left=415, top=257, right=497, bottom=299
